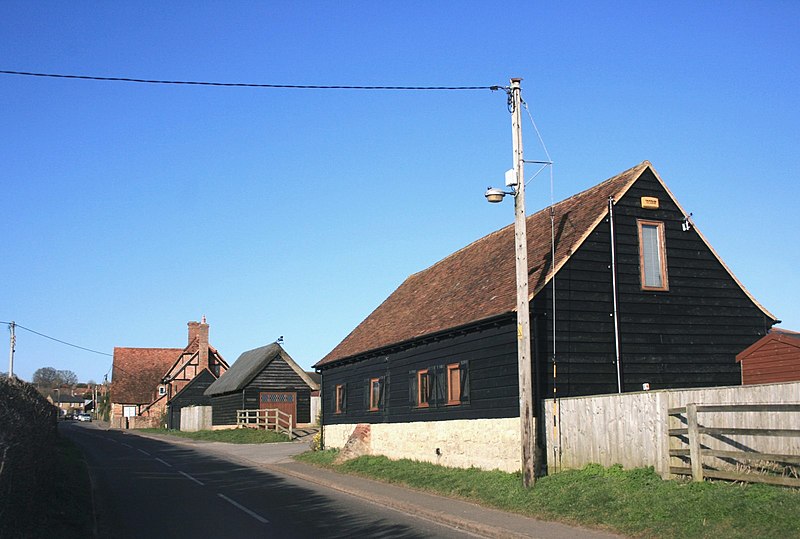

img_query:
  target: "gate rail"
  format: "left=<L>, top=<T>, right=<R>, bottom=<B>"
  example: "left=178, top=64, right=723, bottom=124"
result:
left=668, top=403, right=800, bottom=487
left=236, top=408, right=293, bottom=439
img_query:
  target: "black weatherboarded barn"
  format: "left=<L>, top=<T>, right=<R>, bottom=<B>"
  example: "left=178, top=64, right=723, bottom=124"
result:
left=166, top=369, right=217, bottom=429
left=315, top=162, right=777, bottom=444
left=205, top=343, right=319, bottom=427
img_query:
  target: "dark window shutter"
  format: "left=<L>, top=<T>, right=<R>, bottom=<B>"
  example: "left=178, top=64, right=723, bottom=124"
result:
left=459, top=360, right=470, bottom=404
left=408, top=370, right=417, bottom=406
left=364, top=378, right=370, bottom=410
left=381, top=374, right=389, bottom=416
left=434, top=365, right=446, bottom=407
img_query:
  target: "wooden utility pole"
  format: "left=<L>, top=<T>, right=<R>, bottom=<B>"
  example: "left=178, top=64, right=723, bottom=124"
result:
left=8, top=321, right=15, bottom=379
left=510, top=78, right=537, bottom=487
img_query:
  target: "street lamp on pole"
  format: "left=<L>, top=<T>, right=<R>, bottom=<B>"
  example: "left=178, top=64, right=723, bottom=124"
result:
left=484, top=78, right=537, bottom=487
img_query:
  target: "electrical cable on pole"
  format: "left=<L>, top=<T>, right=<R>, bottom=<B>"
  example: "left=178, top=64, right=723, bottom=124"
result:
left=0, top=70, right=499, bottom=92
left=0, top=321, right=112, bottom=357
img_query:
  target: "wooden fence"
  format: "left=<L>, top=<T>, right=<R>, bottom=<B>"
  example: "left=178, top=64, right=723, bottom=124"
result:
left=237, top=408, right=293, bottom=439
left=543, top=381, right=800, bottom=480
left=180, top=405, right=211, bottom=432
left=669, top=403, right=800, bottom=487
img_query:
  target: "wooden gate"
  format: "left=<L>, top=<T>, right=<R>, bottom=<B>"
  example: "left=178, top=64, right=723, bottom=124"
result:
left=259, top=392, right=297, bottom=427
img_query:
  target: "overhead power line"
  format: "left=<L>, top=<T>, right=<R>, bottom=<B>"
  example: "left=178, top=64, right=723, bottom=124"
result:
left=2, top=320, right=111, bottom=357
left=0, top=70, right=501, bottom=91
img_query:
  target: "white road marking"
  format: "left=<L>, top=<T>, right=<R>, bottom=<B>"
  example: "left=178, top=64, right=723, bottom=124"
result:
left=217, top=493, right=270, bottom=524
left=179, top=471, right=204, bottom=486
left=155, top=458, right=172, bottom=467
left=120, top=443, right=132, bottom=448
left=137, top=448, right=150, bottom=456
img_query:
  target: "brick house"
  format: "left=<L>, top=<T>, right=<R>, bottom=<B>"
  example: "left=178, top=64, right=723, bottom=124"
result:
left=47, top=392, right=85, bottom=417
left=110, top=318, right=229, bottom=428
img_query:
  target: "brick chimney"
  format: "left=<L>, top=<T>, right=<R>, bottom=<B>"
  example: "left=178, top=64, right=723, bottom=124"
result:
left=198, top=316, right=210, bottom=372
left=188, top=321, right=200, bottom=345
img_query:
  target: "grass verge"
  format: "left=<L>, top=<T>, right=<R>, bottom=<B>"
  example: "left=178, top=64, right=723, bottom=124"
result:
left=295, top=450, right=800, bottom=539
left=137, top=427, right=290, bottom=443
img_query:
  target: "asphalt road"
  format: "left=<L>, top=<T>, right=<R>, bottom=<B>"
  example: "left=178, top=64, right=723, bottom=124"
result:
left=62, top=422, right=479, bottom=539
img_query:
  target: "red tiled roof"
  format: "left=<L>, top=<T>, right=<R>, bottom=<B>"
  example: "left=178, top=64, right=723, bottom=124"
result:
left=111, top=347, right=181, bottom=404
left=316, top=162, right=652, bottom=367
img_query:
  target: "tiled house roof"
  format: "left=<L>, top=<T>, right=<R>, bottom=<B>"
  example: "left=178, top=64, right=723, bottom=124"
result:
left=316, top=161, right=774, bottom=367
left=111, top=347, right=181, bottom=404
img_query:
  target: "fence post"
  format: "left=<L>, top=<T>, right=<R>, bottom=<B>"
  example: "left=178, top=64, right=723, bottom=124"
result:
left=655, top=392, right=670, bottom=478
left=687, top=403, right=704, bottom=482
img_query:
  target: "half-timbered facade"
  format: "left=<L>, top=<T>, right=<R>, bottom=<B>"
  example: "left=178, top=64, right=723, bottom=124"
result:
left=314, top=161, right=778, bottom=472
left=111, top=318, right=228, bottom=428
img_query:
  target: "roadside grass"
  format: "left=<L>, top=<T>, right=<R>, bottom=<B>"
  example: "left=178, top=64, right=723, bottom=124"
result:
left=28, top=435, right=95, bottom=538
left=137, top=427, right=290, bottom=443
left=295, top=450, right=800, bottom=538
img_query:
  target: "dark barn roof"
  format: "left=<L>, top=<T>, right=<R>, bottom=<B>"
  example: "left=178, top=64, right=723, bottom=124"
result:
left=205, top=343, right=319, bottom=397
left=316, top=161, right=775, bottom=368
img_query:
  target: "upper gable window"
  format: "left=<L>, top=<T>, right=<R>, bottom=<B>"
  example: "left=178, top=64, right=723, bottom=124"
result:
left=637, top=220, right=668, bottom=291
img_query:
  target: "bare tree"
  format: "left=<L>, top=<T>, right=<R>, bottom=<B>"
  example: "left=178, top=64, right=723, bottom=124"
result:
left=32, top=367, right=78, bottom=388
left=57, top=370, right=78, bottom=386
left=32, top=367, right=59, bottom=387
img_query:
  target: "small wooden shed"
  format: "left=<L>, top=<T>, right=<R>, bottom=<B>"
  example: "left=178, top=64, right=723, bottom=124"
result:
left=736, top=329, right=800, bottom=384
left=204, top=343, right=319, bottom=428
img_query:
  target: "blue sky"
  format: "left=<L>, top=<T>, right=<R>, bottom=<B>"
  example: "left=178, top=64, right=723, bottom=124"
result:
left=2, top=2, right=798, bottom=383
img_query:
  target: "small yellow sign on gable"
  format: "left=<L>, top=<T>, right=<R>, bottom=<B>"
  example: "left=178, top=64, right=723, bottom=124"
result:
left=641, top=196, right=660, bottom=209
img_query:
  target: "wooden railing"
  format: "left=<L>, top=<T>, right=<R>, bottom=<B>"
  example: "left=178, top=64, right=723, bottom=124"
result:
left=668, top=403, right=800, bottom=487
left=236, top=408, right=293, bottom=439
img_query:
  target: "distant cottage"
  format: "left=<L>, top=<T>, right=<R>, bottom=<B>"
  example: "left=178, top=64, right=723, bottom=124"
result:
left=111, top=318, right=229, bottom=428
left=315, top=161, right=777, bottom=472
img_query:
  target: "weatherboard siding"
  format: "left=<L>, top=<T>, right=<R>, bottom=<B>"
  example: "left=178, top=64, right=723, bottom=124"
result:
left=245, top=358, right=312, bottom=423
left=210, top=358, right=312, bottom=425
left=322, top=321, right=520, bottom=425
left=167, top=370, right=217, bottom=429
left=321, top=169, right=772, bottom=427
left=533, top=169, right=769, bottom=397
left=210, top=392, right=242, bottom=426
